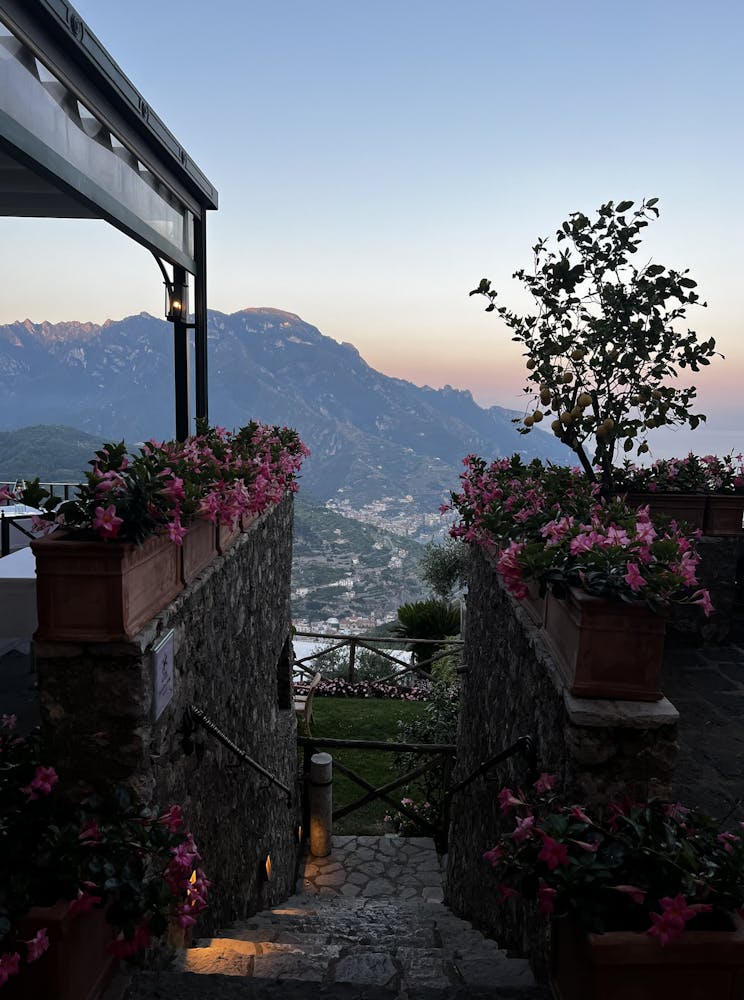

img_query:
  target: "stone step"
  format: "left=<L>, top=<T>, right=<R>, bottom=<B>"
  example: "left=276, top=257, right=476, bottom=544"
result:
left=126, top=970, right=549, bottom=1000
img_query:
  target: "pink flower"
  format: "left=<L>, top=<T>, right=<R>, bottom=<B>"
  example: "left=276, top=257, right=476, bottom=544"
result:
left=159, top=804, right=184, bottom=833
left=569, top=806, right=593, bottom=825
left=646, top=894, right=713, bottom=946
left=537, top=834, right=570, bottom=870
left=498, top=787, right=524, bottom=814
left=613, top=884, right=646, bottom=906
left=0, top=952, right=20, bottom=986
left=21, top=765, right=58, bottom=800
left=512, top=814, right=535, bottom=843
left=107, top=921, right=151, bottom=958
left=483, top=846, right=504, bottom=868
left=538, top=884, right=557, bottom=915
left=167, top=513, right=187, bottom=545
left=693, top=589, right=714, bottom=617
left=92, top=504, right=123, bottom=540
left=533, top=773, right=557, bottom=794
left=624, top=562, right=646, bottom=592
left=1, top=714, right=17, bottom=731
left=25, top=928, right=49, bottom=963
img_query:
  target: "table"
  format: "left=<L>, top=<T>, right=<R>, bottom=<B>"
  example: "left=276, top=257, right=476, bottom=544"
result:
left=0, top=546, right=37, bottom=648
left=0, top=504, right=41, bottom=556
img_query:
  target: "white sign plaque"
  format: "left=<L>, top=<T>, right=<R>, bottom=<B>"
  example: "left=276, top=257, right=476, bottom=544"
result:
left=151, top=629, right=175, bottom=721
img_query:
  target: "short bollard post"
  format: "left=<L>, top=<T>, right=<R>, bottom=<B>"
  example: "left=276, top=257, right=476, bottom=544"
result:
left=309, top=752, right=332, bottom=857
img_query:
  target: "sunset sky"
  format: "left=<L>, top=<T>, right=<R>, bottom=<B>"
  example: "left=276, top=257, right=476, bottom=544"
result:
left=1, top=0, right=741, bottom=452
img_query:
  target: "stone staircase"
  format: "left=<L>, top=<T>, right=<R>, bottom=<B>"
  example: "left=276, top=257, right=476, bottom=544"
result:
left=123, top=836, right=549, bottom=1000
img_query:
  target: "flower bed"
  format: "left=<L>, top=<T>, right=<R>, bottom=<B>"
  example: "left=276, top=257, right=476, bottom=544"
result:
left=315, top=677, right=433, bottom=701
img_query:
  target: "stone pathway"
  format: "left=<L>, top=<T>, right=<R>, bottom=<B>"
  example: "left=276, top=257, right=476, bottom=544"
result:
left=124, top=835, right=548, bottom=999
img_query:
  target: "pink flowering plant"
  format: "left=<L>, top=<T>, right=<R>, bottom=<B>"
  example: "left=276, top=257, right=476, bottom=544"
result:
left=0, top=717, right=209, bottom=990
left=497, top=498, right=713, bottom=615
left=484, top=775, right=744, bottom=941
left=616, top=453, right=744, bottom=495
left=17, top=419, right=309, bottom=545
left=445, top=455, right=597, bottom=549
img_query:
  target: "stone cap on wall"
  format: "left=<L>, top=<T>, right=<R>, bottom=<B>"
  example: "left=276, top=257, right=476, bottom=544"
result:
left=564, top=691, right=679, bottom=730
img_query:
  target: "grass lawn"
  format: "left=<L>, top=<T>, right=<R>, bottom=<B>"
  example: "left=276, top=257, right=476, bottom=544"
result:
left=303, top=696, right=429, bottom=835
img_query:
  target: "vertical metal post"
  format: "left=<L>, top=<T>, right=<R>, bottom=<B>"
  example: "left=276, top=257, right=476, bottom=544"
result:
left=348, top=640, right=356, bottom=683
left=193, top=213, right=209, bottom=426
left=0, top=514, right=8, bottom=557
left=173, top=263, right=190, bottom=441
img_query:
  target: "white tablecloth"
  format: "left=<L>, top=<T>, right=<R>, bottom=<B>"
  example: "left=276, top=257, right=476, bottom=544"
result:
left=0, top=546, right=37, bottom=645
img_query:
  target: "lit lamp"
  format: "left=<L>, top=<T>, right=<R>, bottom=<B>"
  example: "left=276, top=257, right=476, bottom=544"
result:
left=165, top=279, right=189, bottom=323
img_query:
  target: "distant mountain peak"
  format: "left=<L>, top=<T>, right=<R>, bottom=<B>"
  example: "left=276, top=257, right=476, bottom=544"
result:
left=0, top=306, right=570, bottom=512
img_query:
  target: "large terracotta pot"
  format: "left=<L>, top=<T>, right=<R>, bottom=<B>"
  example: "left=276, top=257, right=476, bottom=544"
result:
left=521, top=579, right=546, bottom=627
left=32, top=530, right=182, bottom=642
left=3, top=901, right=117, bottom=1000
left=623, top=492, right=707, bottom=530
left=216, top=519, right=240, bottom=555
left=542, top=587, right=668, bottom=701
left=704, top=495, right=744, bottom=536
left=180, top=518, right=217, bottom=584
left=550, top=914, right=744, bottom=1000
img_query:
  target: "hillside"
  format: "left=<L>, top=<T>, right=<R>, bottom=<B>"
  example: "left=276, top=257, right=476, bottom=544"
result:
left=0, top=308, right=570, bottom=514
left=292, top=498, right=426, bottom=626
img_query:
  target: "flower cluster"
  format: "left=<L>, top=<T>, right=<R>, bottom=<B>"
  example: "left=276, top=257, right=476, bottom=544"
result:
left=384, top=796, right=438, bottom=837
left=17, top=420, right=309, bottom=545
left=443, top=455, right=597, bottom=549
left=497, top=500, right=713, bottom=615
left=314, top=677, right=433, bottom=701
left=484, top=776, right=744, bottom=941
left=616, top=453, right=744, bottom=495
left=446, top=452, right=712, bottom=614
left=0, top=717, right=209, bottom=990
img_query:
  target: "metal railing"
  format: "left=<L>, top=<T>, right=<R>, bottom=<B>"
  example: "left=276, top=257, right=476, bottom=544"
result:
left=293, top=630, right=463, bottom=684
left=183, top=704, right=293, bottom=806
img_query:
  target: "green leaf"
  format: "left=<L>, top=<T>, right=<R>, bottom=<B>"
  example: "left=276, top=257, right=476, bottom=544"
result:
left=616, top=200, right=634, bottom=213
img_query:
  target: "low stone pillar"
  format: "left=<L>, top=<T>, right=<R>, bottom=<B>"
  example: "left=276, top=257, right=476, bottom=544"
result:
left=309, top=752, right=333, bottom=856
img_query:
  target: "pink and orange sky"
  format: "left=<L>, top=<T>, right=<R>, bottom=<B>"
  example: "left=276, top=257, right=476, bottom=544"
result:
left=1, top=0, right=741, bottom=455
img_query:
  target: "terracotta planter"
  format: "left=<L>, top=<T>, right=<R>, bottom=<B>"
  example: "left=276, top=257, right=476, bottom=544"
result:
left=181, top=518, right=217, bottom=584
left=241, top=512, right=258, bottom=532
left=551, top=913, right=744, bottom=1000
left=32, top=531, right=182, bottom=642
left=521, top=579, right=546, bottom=626
left=542, top=587, right=668, bottom=701
left=623, top=492, right=707, bottom=529
left=4, top=901, right=117, bottom=1000
left=216, top=519, right=240, bottom=554
left=704, top=495, right=744, bottom=536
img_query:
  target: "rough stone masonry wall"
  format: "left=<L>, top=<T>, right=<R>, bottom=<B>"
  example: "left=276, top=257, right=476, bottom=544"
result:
left=35, top=498, right=299, bottom=933
left=445, top=546, right=679, bottom=974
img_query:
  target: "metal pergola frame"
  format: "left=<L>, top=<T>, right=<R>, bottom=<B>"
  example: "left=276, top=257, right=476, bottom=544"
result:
left=0, top=0, right=218, bottom=439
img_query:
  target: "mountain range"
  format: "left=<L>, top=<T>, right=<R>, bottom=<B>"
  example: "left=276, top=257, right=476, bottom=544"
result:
left=0, top=307, right=569, bottom=512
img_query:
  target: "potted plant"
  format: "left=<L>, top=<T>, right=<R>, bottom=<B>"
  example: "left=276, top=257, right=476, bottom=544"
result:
left=17, top=421, right=308, bottom=640
left=484, top=775, right=744, bottom=999
left=616, top=454, right=744, bottom=536
left=496, top=499, right=712, bottom=699
left=0, top=716, right=209, bottom=998
left=470, top=198, right=717, bottom=496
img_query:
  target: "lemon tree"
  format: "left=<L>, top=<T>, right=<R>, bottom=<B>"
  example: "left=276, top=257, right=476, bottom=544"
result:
left=471, top=198, right=717, bottom=493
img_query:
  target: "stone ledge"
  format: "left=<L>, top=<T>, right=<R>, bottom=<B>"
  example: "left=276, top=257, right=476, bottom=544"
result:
left=564, top=690, right=679, bottom=729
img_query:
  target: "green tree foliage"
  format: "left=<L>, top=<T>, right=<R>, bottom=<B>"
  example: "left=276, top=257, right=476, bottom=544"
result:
left=419, top=538, right=470, bottom=600
left=471, top=198, right=717, bottom=492
left=391, top=599, right=461, bottom=671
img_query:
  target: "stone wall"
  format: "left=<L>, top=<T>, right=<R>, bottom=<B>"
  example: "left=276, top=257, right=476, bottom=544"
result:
left=445, top=546, right=679, bottom=972
left=35, top=498, right=300, bottom=933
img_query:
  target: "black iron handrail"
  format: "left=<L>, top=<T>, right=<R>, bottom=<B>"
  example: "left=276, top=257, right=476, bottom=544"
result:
left=184, top=704, right=292, bottom=806
left=445, top=735, right=537, bottom=803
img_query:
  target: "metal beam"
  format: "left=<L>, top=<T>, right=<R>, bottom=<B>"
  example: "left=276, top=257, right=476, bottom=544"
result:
left=194, top=213, right=208, bottom=424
